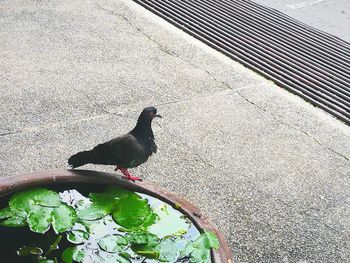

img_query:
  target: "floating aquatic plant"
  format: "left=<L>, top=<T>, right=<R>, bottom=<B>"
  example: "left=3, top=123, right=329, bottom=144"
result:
left=0, top=186, right=219, bottom=262
left=0, top=188, right=76, bottom=234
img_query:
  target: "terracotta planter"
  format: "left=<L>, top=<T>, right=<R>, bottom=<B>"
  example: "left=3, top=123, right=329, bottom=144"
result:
left=0, top=169, right=233, bottom=263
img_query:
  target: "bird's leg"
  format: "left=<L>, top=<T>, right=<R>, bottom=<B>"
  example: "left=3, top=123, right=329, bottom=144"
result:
left=120, top=168, right=142, bottom=181
left=115, top=166, right=142, bottom=181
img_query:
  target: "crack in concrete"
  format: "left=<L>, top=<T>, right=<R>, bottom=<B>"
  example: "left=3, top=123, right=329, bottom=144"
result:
left=0, top=112, right=116, bottom=138
left=157, top=121, right=350, bottom=241
left=93, top=1, right=175, bottom=56
left=92, top=1, right=253, bottom=93
left=236, top=90, right=349, bottom=162
left=0, top=130, right=22, bottom=137
left=0, top=91, right=219, bottom=138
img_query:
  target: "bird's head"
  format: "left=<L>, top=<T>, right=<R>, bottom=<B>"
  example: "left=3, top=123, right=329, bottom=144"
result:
left=140, top=106, right=162, bottom=120
left=131, top=107, right=161, bottom=137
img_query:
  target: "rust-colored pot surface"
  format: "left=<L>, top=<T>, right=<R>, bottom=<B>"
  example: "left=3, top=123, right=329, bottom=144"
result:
left=0, top=169, right=233, bottom=263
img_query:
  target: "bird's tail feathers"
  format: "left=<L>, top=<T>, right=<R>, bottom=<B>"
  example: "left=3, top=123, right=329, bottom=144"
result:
left=68, top=150, right=94, bottom=168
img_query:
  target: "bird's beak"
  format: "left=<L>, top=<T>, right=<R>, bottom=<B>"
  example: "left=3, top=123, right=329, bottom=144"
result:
left=155, top=114, right=162, bottom=118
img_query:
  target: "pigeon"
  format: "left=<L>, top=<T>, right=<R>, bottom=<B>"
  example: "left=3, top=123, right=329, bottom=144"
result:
left=68, top=107, right=161, bottom=181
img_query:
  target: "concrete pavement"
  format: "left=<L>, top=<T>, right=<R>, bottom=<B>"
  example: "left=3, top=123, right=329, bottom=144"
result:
left=1, top=0, right=350, bottom=262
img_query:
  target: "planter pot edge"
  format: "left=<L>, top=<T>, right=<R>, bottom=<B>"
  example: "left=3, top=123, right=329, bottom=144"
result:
left=0, top=169, right=233, bottom=263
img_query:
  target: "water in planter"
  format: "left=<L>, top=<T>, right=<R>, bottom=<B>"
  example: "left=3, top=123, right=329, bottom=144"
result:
left=0, top=184, right=219, bottom=263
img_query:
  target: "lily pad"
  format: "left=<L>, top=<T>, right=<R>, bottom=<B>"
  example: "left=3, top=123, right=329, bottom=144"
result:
left=181, top=231, right=219, bottom=263
left=1, top=188, right=76, bottom=233
left=17, top=246, right=43, bottom=256
left=77, top=187, right=130, bottom=221
left=67, top=230, right=90, bottom=244
left=203, top=230, right=219, bottom=250
left=33, top=189, right=62, bottom=207
left=157, top=238, right=179, bottom=262
left=148, top=204, right=190, bottom=238
left=97, top=234, right=128, bottom=253
left=112, top=194, right=157, bottom=229
left=127, top=232, right=159, bottom=247
left=62, top=247, right=74, bottom=263
left=28, top=207, right=53, bottom=234
left=0, top=215, right=27, bottom=227
left=9, top=188, right=60, bottom=215
left=0, top=187, right=212, bottom=263
left=77, top=203, right=110, bottom=221
left=39, top=260, right=55, bottom=263
left=72, top=247, right=85, bottom=262
left=87, top=219, right=110, bottom=239
left=62, top=247, right=85, bottom=263
left=39, top=260, right=56, bottom=263
left=0, top=206, right=13, bottom=219
left=52, top=204, right=77, bottom=233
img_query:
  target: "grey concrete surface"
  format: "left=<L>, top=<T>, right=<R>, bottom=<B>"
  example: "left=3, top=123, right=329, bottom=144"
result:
left=1, top=0, right=350, bottom=262
left=254, top=0, right=350, bottom=42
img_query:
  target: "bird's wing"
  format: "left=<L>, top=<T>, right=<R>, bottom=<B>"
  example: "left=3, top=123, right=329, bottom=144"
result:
left=150, top=140, right=157, bottom=154
left=106, top=134, right=146, bottom=167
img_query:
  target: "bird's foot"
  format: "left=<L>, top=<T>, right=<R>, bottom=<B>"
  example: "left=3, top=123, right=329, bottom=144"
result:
left=123, top=174, right=142, bottom=181
left=116, top=166, right=142, bottom=181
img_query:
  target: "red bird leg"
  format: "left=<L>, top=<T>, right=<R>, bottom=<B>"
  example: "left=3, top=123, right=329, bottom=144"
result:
left=115, top=166, right=142, bottom=181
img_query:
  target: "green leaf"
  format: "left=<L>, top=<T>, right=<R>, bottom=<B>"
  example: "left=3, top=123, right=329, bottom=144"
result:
left=9, top=190, right=35, bottom=216
left=33, top=189, right=61, bottom=207
left=72, top=247, right=85, bottom=262
left=62, top=247, right=74, bottom=263
left=189, top=247, right=210, bottom=263
left=0, top=215, right=27, bottom=227
left=43, top=261, right=54, bottom=263
left=9, top=188, right=60, bottom=217
left=67, top=230, right=89, bottom=244
left=77, top=187, right=129, bottom=221
left=17, top=246, right=43, bottom=256
left=112, top=194, right=157, bottom=229
left=181, top=231, right=219, bottom=263
left=0, top=207, right=13, bottom=219
left=132, top=237, right=179, bottom=261
left=157, top=238, right=179, bottom=262
left=52, top=204, right=77, bottom=233
left=127, top=232, right=159, bottom=247
left=39, top=259, right=55, bottom=263
left=87, top=220, right=110, bottom=239
left=203, top=230, right=219, bottom=249
left=129, top=233, right=161, bottom=259
left=62, top=247, right=84, bottom=263
left=97, top=234, right=128, bottom=253
left=148, top=203, right=190, bottom=238
left=28, top=207, right=52, bottom=233
left=77, top=203, right=110, bottom=220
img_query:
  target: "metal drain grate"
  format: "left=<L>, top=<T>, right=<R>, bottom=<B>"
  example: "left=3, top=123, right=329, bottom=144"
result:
left=133, top=0, right=350, bottom=124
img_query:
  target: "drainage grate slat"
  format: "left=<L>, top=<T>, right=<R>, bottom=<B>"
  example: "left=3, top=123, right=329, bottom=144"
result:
left=222, top=0, right=350, bottom=53
left=170, top=0, right=350, bottom=97
left=189, top=0, right=350, bottom=85
left=233, top=0, right=350, bottom=47
left=196, top=0, right=350, bottom=69
left=133, top=0, right=350, bottom=124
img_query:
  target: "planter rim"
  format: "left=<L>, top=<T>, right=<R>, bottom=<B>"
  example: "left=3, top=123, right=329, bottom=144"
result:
left=0, top=169, right=233, bottom=263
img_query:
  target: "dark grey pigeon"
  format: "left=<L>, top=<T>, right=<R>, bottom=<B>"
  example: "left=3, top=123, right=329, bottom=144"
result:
left=68, top=107, right=161, bottom=181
